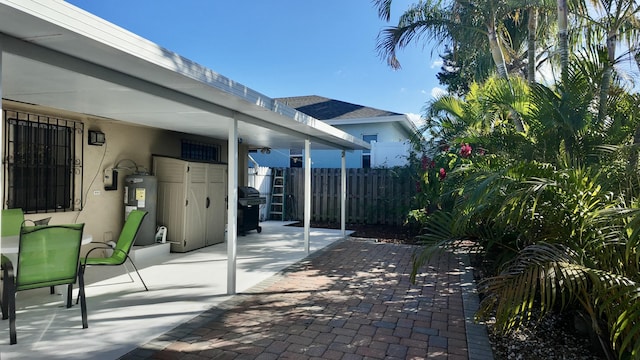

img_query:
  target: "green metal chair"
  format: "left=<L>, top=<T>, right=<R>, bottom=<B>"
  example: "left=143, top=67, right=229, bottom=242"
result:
left=79, top=210, right=149, bottom=303
left=1, top=209, right=25, bottom=320
left=4, top=223, right=87, bottom=345
left=1, top=209, right=24, bottom=237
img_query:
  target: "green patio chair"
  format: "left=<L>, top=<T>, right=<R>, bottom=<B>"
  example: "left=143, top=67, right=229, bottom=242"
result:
left=5, top=223, right=87, bottom=345
left=78, top=210, right=149, bottom=303
left=1, top=208, right=24, bottom=320
left=1, top=208, right=24, bottom=237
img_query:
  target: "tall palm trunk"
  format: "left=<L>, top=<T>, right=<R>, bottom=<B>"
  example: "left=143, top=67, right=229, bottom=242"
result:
left=528, top=7, right=539, bottom=83
left=557, top=0, right=569, bottom=83
left=597, top=31, right=617, bottom=123
left=487, top=11, right=525, bottom=132
left=487, top=14, right=510, bottom=79
left=628, top=125, right=640, bottom=175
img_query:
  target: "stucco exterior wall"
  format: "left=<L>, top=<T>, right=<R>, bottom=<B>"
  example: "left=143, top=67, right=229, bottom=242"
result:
left=249, top=121, right=414, bottom=169
left=2, top=101, right=234, bottom=255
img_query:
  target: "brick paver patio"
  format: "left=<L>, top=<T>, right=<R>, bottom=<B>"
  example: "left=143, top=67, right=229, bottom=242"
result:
left=121, top=238, right=493, bottom=360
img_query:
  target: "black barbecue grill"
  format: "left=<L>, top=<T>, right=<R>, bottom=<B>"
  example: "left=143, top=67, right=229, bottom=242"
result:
left=237, top=186, right=266, bottom=235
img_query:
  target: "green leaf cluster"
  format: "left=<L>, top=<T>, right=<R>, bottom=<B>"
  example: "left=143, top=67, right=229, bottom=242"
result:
left=406, top=71, right=640, bottom=358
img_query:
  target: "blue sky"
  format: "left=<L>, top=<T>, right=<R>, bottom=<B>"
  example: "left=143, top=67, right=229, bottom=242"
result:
left=66, top=0, right=445, bottom=122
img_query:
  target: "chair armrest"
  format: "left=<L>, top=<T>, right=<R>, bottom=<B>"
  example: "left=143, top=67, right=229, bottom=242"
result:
left=1, top=255, right=14, bottom=275
left=83, top=243, right=114, bottom=261
left=83, top=244, right=128, bottom=265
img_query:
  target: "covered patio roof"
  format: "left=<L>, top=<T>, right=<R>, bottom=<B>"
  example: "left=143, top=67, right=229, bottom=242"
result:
left=0, top=0, right=364, bottom=295
left=0, top=0, right=369, bottom=151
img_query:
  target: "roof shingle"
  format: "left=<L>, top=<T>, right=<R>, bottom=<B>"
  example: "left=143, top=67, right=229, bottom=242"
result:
left=276, top=95, right=401, bottom=120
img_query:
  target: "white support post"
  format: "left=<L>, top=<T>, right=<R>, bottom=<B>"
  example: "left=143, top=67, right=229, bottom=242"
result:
left=227, top=116, right=239, bottom=295
left=341, top=150, right=346, bottom=238
left=304, top=138, right=311, bottom=253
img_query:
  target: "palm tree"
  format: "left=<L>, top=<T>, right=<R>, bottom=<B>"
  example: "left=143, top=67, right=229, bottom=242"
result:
left=573, top=0, right=640, bottom=123
left=374, top=0, right=513, bottom=78
left=508, top=0, right=557, bottom=83
left=374, top=0, right=530, bottom=131
left=557, top=0, right=571, bottom=82
left=410, top=51, right=640, bottom=356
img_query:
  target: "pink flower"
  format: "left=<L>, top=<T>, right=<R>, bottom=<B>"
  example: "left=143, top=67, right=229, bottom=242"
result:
left=415, top=181, right=422, bottom=193
left=421, top=156, right=431, bottom=171
left=459, top=143, right=472, bottom=158
left=439, top=168, right=447, bottom=181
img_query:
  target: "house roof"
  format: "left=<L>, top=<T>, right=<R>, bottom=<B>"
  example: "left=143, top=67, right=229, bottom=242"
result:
left=276, top=95, right=402, bottom=120
left=277, top=95, right=419, bottom=136
left=0, top=1, right=369, bottom=151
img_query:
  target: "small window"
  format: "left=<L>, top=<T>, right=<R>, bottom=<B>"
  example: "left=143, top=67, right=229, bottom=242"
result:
left=362, top=134, right=377, bottom=168
left=181, top=139, right=220, bottom=162
left=3, top=110, right=83, bottom=213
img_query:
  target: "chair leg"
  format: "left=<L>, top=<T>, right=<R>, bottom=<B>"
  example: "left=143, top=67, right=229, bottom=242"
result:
left=1, top=263, right=9, bottom=320
left=66, top=283, right=73, bottom=308
left=126, top=256, right=148, bottom=291
left=77, top=264, right=88, bottom=329
left=122, top=262, right=136, bottom=283
left=1, top=257, right=12, bottom=320
left=5, top=262, right=17, bottom=345
left=76, top=264, right=85, bottom=305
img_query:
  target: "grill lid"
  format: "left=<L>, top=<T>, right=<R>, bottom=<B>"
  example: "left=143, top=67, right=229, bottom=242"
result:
left=238, top=186, right=260, bottom=198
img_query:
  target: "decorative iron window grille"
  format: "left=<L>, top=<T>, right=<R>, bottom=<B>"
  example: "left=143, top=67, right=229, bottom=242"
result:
left=3, top=110, right=84, bottom=213
left=181, top=139, right=220, bottom=162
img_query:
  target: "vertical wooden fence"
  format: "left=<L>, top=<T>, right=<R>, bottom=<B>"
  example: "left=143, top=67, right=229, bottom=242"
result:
left=276, top=167, right=414, bottom=226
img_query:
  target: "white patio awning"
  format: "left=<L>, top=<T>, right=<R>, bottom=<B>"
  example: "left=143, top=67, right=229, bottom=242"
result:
left=0, top=0, right=369, bottom=151
left=0, top=0, right=363, bottom=295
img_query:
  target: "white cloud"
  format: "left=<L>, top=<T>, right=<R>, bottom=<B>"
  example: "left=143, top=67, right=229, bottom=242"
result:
left=431, top=60, right=443, bottom=69
left=430, top=87, right=447, bottom=99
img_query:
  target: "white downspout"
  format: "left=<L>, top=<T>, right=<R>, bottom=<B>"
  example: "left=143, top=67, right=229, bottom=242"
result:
left=304, top=138, right=311, bottom=253
left=227, top=116, right=239, bottom=295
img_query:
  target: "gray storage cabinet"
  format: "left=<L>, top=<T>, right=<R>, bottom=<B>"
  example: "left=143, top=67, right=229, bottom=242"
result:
left=153, top=156, right=227, bottom=252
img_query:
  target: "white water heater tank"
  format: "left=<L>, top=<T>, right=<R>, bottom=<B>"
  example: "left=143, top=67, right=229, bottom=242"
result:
left=124, top=174, right=157, bottom=246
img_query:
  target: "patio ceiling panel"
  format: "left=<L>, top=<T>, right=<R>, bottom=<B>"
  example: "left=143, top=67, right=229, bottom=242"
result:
left=0, top=0, right=369, bottom=151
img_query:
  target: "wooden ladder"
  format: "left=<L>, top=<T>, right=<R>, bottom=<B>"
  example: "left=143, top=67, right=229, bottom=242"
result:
left=269, top=168, right=286, bottom=220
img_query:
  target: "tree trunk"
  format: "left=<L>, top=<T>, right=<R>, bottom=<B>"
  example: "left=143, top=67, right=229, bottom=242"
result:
left=557, top=0, right=569, bottom=84
left=597, top=32, right=617, bottom=124
left=487, top=15, right=525, bottom=132
left=487, top=15, right=509, bottom=79
left=527, top=7, right=538, bottom=84
left=627, top=109, right=640, bottom=174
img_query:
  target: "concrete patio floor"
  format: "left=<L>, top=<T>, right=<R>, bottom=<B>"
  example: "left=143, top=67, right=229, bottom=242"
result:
left=0, top=221, right=347, bottom=359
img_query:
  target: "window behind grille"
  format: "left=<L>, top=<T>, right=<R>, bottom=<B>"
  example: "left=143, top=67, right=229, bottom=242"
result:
left=3, top=110, right=83, bottom=213
left=181, top=139, right=220, bottom=162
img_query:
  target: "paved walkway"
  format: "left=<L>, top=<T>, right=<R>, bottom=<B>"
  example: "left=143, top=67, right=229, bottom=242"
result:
left=121, top=238, right=493, bottom=360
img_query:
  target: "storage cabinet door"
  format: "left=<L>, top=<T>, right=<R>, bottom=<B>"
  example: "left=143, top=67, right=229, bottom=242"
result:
left=184, top=163, right=207, bottom=251
left=154, top=156, right=189, bottom=252
left=205, top=164, right=227, bottom=246
left=157, top=182, right=185, bottom=247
